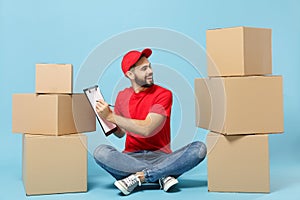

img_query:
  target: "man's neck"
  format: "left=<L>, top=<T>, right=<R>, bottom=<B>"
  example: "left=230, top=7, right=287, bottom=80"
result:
left=132, top=83, right=152, bottom=93
left=132, top=85, right=148, bottom=93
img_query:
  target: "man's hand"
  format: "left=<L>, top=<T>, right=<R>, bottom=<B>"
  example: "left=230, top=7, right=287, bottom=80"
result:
left=95, top=100, right=114, bottom=122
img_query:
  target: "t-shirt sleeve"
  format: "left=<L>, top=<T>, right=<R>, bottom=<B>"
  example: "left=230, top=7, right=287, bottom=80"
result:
left=113, top=93, right=121, bottom=115
left=149, top=90, right=172, bottom=117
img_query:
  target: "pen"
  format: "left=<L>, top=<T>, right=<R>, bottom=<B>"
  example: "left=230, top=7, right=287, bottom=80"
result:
left=96, top=100, right=114, bottom=107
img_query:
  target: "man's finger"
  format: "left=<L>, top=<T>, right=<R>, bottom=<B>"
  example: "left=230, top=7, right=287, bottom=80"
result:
left=96, top=99, right=106, bottom=104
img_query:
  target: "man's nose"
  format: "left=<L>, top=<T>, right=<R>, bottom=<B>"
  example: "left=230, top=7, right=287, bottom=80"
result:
left=147, top=67, right=153, bottom=74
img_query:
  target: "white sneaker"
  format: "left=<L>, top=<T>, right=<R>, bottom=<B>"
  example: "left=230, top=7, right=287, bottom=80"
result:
left=114, top=174, right=142, bottom=195
left=159, top=176, right=178, bottom=192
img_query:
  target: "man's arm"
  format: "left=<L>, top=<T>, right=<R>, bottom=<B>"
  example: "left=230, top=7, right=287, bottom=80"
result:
left=96, top=100, right=166, bottom=137
left=114, top=126, right=125, bottom=138
left=111, top=112, right=166, bottom=137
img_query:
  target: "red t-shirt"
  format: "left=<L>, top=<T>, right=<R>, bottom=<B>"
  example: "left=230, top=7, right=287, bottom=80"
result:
left=114, top=84, right=172, bottom=154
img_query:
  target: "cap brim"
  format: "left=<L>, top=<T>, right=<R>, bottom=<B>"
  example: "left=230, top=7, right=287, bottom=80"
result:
left=141, top=48, right=152, bottom=58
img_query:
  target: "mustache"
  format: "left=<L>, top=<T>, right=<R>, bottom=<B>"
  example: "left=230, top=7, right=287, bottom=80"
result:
left=146, top=73, right=153, bottom=77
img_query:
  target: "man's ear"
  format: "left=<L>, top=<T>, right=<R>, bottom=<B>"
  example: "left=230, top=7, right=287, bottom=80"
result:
left=126, top=71, right=135, bottom=80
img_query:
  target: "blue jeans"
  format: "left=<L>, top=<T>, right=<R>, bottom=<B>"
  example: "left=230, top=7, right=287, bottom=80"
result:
left=93, top=141, right=207, bottom=183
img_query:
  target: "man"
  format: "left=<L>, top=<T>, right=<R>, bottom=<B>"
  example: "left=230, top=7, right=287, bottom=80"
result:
left=94, top=48, right=207, bottom=195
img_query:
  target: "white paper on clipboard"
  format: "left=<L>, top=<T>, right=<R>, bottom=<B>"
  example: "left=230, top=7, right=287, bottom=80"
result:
left=83, top=85, right=117, bottom=136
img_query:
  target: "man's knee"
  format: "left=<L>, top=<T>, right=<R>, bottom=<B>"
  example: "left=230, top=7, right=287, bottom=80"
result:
left=93, top=144, right=115, bottom=163
left=191, top=141, right=207, bottom=161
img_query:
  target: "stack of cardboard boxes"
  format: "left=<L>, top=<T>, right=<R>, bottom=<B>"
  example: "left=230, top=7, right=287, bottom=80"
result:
left=195, top=27, right=284, bottom=193
left=12, top=64, right=96, bottom=195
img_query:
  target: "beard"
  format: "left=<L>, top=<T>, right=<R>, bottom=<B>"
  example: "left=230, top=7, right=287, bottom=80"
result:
left=135, top=75, right=154, bottom=88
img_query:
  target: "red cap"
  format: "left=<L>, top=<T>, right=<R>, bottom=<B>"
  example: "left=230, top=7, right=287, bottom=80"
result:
left=121, top=48, right=152, bottom=74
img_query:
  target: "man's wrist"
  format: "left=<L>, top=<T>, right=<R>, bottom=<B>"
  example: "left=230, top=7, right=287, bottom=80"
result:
left=107, top=112, right=116, bottom=124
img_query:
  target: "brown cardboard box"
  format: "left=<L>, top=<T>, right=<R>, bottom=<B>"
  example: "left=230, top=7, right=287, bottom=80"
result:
left=207, top=27, right=272, bottom=77
left=22, top=134, right=87, bottom=195
left=12, top=94, right=96, bottom=135
left=207, top=132, right=270, bottom=193
left=36, top=64, right=73, bottom=94
left=195, top=76, right=283, bottom=135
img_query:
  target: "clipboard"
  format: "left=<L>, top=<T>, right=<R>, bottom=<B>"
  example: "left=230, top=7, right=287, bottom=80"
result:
left=83, top=85, right=117, bottom=136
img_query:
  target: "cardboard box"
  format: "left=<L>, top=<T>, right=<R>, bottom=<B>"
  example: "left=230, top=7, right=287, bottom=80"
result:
left=36, top=63, right=73, bottom=94
left=195, top=76, right=283, bottom=135
left=12, top=94, right=96, bottom=135
left=207, top=132, right=270, bottom=193
left=22, top=134, right=87, bottom=195
left=207, top=27, right=272, bottom=77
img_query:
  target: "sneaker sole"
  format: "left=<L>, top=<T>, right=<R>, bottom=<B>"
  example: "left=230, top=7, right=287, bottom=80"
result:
left=164, top=179, right=179, bottom=192
left=114, top=181, right=130, bottom=195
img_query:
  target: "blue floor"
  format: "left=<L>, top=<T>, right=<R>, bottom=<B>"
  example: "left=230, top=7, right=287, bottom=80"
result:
left=2, top=151, right=300, bottom=200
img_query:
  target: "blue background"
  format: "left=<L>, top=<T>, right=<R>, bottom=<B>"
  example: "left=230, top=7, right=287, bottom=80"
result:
left=1, top=0, right=300, bottom=199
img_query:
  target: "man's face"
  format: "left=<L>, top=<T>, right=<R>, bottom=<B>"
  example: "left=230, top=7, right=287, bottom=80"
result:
left=131, top=56, right=154, bottom=87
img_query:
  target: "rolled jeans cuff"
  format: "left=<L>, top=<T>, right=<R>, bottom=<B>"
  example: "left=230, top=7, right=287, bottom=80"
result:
left=142, top=168, right=154, bottom=183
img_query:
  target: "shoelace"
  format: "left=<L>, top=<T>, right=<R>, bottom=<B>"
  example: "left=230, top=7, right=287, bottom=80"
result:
left=159, top=178, right=163, bottom=189
left=123, top=175, right=141, bottom=187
